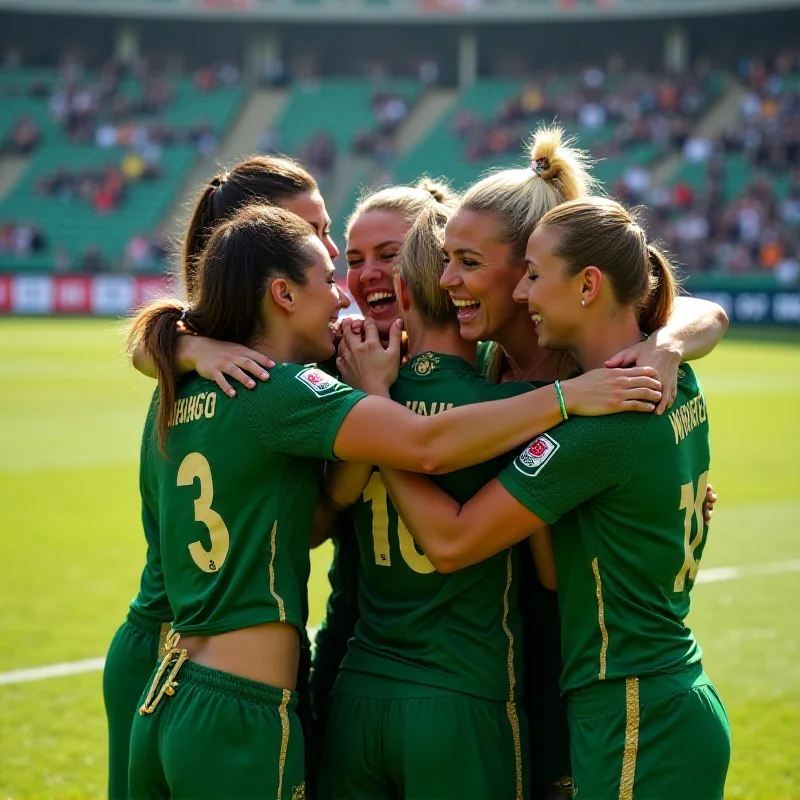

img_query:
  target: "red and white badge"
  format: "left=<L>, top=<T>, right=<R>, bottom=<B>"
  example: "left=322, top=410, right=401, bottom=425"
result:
left=295, top=367, right=339, bottom=396
left=514, top=434, right=560, bottom=477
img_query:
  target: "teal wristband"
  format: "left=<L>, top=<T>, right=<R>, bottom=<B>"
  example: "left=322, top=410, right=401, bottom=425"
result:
left=554, top=380, right=568, bottom=421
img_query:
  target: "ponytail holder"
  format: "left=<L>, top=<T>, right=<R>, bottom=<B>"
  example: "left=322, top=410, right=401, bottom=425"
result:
left=532, top=156, right=550, bottom=175
left=180, top=307, right=189, bottom=322
left=210, top=172, right=229, bottom=190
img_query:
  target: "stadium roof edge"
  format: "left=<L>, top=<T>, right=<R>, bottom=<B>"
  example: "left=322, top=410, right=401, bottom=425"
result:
left=1, top=0, right=799, bottom=24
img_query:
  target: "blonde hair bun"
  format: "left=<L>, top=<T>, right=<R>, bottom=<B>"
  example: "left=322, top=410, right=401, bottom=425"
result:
left=415, top=177, right=458, bottom=207
left=526, top=125, right=597, bottom=201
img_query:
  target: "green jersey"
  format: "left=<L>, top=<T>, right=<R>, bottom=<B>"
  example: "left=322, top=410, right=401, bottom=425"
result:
left=340, top=352, right=530, bottom=702
left=130, top=394, right=172, bottom=622
left=499, top=364, right=711, bottom=694
left=144, top=364, right=365, bottom=638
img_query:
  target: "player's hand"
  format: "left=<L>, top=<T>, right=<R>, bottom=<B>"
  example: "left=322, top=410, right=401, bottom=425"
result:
left=703, top=483, right=717, bottom=525
left=177, top=336, right=274, bottom=398
left=337, top=317, right=401, bottom=395
left=604, top=334, right=682, bottom=415
left=561, top=367, right=662, bottom=416
left=331, top=314, right=365, bottom=349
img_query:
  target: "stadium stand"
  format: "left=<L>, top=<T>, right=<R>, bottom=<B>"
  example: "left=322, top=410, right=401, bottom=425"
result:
left=0, top=64, right=245, bottom=271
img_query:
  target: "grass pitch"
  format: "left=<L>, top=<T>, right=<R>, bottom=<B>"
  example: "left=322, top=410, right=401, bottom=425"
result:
left=0, top=318, right=798, bottom=799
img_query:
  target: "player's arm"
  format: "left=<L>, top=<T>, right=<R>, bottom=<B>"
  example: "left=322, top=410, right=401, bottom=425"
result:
left=605, top=296, right=728, bottom=414
left=324, top=462, right=373, bottom=511
left=380, top=470, right=546, bottom=574
left=309, top=492, right=341, bottom=549
left=131, top=334, right=274, bottom=398
left=528, top=528, right=558, bottom=591
left=382, top=417, right=631, bottom=575
left=333, top=319, right=662, bottom=474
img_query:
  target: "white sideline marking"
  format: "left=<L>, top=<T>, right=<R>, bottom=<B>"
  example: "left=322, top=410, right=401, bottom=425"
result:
left=694, top=559, right=800, bottom=584
left=2, top=560, right=800, bottom=688
left=0, top=657, right=106, bottom=686
left=0, top=627, right=319, bottom=687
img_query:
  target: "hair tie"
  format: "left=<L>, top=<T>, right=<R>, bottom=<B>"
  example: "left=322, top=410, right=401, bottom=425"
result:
left=180, top=307, right=189, bottom=322
left=532, top=156, right=550, bottom=175
left=210, top=172, right=229, bottom=190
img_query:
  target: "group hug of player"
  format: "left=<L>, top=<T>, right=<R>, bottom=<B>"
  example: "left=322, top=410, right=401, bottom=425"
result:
left=103, top=126, right=732, bottom=800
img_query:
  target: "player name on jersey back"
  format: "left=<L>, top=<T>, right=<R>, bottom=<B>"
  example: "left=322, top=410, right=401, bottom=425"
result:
left=668, top=390, right=707, bottom=445
left=404, top=400, right=454, bottom=415
left=168, top=390, right=218, bottom=428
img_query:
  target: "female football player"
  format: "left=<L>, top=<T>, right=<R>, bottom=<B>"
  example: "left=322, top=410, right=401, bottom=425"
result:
left=437, top=125, right=728, bottom=797
left=106, top=155, right=338, bottom=799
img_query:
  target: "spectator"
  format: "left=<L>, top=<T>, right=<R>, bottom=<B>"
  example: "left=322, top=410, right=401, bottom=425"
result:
left=81, top=245, right=105, bottom=273
left=53, top=246, right=73, bottom=273
left=5, top=116, right=41, bottom=155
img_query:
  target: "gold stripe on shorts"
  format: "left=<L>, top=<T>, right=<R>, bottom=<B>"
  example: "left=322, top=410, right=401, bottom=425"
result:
left=500, top=550, right=523, bottom=800
left=591, top=557, right=609, bottom=680
left=157, top=622, right=172, bottom=658
left=268, top=521, right=286, bottom=622
left=276, top=688, right=291, bottom=800
left=619, top=677, right=640, bottom=800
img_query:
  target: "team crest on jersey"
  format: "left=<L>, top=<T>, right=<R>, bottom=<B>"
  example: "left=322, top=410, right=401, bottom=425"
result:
left=513, top=433, right=560, bottom=477
left=295, top=367, right=339, bottom=397
left=412, top=352, right=440, bottom=376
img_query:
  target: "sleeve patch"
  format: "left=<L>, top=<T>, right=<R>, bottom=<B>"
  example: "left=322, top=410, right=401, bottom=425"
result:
left=295, top=367, right=341, bottom=397
left=513, top=433, right=560, bottom=477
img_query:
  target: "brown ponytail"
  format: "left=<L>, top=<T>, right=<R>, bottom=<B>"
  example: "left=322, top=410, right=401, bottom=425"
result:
left=640, top=245, right=678, bottom=334
left=130, top=204, right=318, bottom=452
left=126, top=300, right=186, bottom=451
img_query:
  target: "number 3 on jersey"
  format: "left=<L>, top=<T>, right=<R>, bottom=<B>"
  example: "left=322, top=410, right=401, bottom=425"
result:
left=364, top=473, right=435, bottom=574
left=674, top=471, right=709, bottom=592
left=177, top=452, right=230, bottom=573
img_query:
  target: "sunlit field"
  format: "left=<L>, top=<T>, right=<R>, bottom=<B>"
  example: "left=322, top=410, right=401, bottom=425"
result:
left=0, top=319, right=798, bottom=799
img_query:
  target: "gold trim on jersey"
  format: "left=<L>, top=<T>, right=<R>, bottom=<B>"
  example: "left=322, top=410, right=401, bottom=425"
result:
left=501, top=550, right=523, bottom=800
left=276, top=688, right=291, bottom=800
left=619, top=677, right=640, bottom=800
left=591, top=558, right=609, bottom=680
left=268, top=521, right=286, bottom=622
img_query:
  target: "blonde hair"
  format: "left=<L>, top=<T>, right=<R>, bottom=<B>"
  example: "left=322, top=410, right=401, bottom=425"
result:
left=462, top=125, right=597, bottom=383
left=461, top=125, right=598, bottom=261
left=346, top=177, right=459, bottom=237
left=538, top=197, right=679, bottom=333
left=397, top=202, right=455, bottom=328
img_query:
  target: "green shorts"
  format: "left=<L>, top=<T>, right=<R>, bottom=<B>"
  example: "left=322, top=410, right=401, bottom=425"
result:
left=129, top=657, right=305, bottom=800
left=103, top=608, right=170, bottom=800
left=568, top=662, right=730, bottom=800
left=319, top=672, right=528, bottom=800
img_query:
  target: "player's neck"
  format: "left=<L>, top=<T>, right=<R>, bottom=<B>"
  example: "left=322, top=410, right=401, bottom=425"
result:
left=406, top=313, right=476, bottom=366
left=250, top=331, right=300, bottom=366
left=493, top=309, right=560, bottom=383
left=573, top=310, right=642, bottom=372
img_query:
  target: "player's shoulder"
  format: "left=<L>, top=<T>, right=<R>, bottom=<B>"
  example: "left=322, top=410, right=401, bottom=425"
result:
left=461, top=372, right=531, bottom=402
left=258, top=363, right=346, bottom=395
left=676, top=362, right=703, bottom=396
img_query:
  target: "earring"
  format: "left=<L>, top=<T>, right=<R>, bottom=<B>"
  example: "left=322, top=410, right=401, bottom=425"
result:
left=581, top=299, right=586, bottom=307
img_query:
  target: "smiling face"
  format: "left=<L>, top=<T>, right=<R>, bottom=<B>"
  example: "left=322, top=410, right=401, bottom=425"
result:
left=282, top=190, right=339, bottom=260
left=512, top=225, right=583, bottom=352
left=291, top=237, right=350, bottom=363
left=440, top=208, right=528, bottom=342
left=346, top=209, right=411, bottom=337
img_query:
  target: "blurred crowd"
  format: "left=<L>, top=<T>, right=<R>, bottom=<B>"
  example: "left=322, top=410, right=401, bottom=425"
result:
left=617, top=51, right=800, bottom=284
left=453, top=59, right=716, bottom=163
left=0, top=222, right=46, bottom=258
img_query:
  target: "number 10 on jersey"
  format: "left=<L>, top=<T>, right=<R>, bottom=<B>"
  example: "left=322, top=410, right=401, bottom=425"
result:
left=364, top=473, right=435, bottom=575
